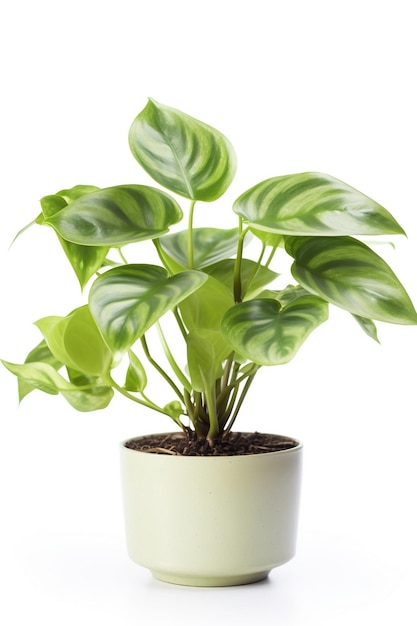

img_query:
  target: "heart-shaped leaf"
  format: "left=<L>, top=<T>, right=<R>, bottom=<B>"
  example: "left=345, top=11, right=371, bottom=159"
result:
left=159, top=228, right=239, bottom=269
left=45, top=184, right=183, bottom=246
left=285, top=236, right=417, bottom=324
left=205, top=258, right=278, bottom=299
left=35, top=305, right=113, bottom=375
left=234, top=172, right=406, bottom=236
left=129, top=99, right=237, bottom=201
left=89, top=264, right=208, bottom=356
left=40, top=189, right=108, bottom=288
left=222, top=294, right=328, bottom=366
left=179, top=275, right=234, bottom=332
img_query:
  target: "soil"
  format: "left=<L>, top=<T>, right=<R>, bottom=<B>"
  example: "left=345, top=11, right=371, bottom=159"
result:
left=124, top=431, right=299, bottom=457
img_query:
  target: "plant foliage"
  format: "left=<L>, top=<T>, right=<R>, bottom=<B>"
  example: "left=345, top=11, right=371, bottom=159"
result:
left=3, top=100, right=417, bottom=442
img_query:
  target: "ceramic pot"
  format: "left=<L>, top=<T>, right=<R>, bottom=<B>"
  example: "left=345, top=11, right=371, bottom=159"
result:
left=120, top=432, right=303, bottom=587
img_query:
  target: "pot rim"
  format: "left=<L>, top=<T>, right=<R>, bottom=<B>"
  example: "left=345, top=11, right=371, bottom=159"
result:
left=120, top=431, right=303, bottom=458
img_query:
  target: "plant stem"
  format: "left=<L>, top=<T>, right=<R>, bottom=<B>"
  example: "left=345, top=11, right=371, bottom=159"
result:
left=173, top=308, right=188, bottom=341
left=187, top=200, right=196, bottom=268
left=206, top=385, right=220, bottom=442
left=109, top=375, right=168, bottom=416
left=265, top=245, right=278, bottom=268
left=118, top=248, right=129, bottom=264
left=233, top=220, right=249, bottom=303
left=225, top=371, right=258, bottom=434
left=140, top=335, right=184, bottom=401
left=156, top=321, right=192, bottom=392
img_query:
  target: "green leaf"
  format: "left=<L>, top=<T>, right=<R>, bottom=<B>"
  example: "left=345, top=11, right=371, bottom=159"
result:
left=352, top=315, right=380, bottom=342
left=89, top=264, right=208, bottom=356
left=2, top=360, right=76, bottom=395
left=250, top=228, right=284, bottom=248
left=40, top=189, right=109, bottom=288
left=222, top=294, right=329, bottom=366
left=163, top=400, right=184, bottom=421
left=3, top=359, right=114, bottom=411
left=258, top=284, right=313, bottom=306
left=56, top=185, right=101, bottom=203
left=159, top=228, right=239, bottom=269
left=187, top=329, right=232, bottom=392
left=35, top=306, right=113, bottom=375
left=124, top=349, right=147, bottom=392
left=129, top=99, right=237, bottom=201
left=64, top=368, right=114, bottom=411
left=285, top=236, right=417, bottom=324
left=179, top=275, right=234, bottom=332
left=234, top=172, right=406, bottom=237
left=18, top=340, right=63, bottom=401
left=40, top=194, right=69, bottom=220
left=205, top=258, right=278, bottom=299
left=44, top=184, right=183, bottom=246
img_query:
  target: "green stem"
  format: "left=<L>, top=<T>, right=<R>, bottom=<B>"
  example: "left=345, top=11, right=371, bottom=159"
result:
left=216, top=365, right=258, bottom=410
left=225, top=371, right=258, bottom=434
left=109, top=375, right=168, bottom=416
left=118, top=248, right=129, bottom=264
left=173, top=307, right=188, bottom=341
left=140, top=335, right=184, bottom=401
left=206, top=385, right=220, bottom=442
left=264, top=245, right=278, bottom=268
left=187, top=200, right=197, bottom=269
left=244, top=243, right=266, bottom=296
left=156, top=321, right=192, bottom=392
left=233, top=220, right=249, bottom=303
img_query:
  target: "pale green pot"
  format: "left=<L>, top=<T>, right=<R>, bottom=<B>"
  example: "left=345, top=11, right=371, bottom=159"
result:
left=120, top=433, right=303, bottom=587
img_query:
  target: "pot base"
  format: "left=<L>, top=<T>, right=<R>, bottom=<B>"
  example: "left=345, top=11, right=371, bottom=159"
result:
left=152, top=569, right=270, bottom=587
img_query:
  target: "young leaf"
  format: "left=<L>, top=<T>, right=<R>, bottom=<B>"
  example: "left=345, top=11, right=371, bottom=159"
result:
left=89, top=264, right=208, bottom=356
left=187, top=329, right=232, bottom=392
left=44, top=184, right=183, bottom=246
left=234, top=172, right=406, bottom=237
left=64, top=369, right=114, bottom=411
left=285, top=236, right=417, bottom=324
left=222, top=295, right=329, bottom=366
left=179, top=275, right=234, bottom=332
left=124, top=349, right=147, bottom=392
left=35, top=306, right=113, bottom=376
left=129, top=99, right=237, bottom=201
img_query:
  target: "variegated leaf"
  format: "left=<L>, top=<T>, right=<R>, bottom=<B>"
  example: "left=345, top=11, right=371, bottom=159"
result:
left=40, top=189, right=108, bottom=288
left=234, top=172, right=405, bottom=236
left=89, top=264, right=208, bottom=356
left=45, top=184, right=183, bottom=246
left=129, top=99, right=237, bottom=201
left=286, top=236, right=417, bottom=324
left=159, top=227, right=239, bottom=269
left=222, top=295, right=328, bottom=366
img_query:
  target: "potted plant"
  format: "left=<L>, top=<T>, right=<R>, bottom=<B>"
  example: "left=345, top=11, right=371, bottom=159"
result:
left=2, top=99, right=416, bottom=586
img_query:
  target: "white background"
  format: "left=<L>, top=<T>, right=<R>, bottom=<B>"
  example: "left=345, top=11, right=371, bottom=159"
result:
left=1, top=1, right=417, bottom=624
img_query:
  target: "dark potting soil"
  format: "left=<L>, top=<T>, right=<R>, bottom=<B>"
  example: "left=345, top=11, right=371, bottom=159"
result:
left=124, top=431, right=299, bottom=457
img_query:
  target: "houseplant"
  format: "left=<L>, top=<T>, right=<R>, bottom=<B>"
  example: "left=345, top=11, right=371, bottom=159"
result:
left=2, top=99, right=417, bottom=585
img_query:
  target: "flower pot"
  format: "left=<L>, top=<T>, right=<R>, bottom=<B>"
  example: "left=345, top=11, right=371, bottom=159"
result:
left=120, top=432, right=303, bottom=587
